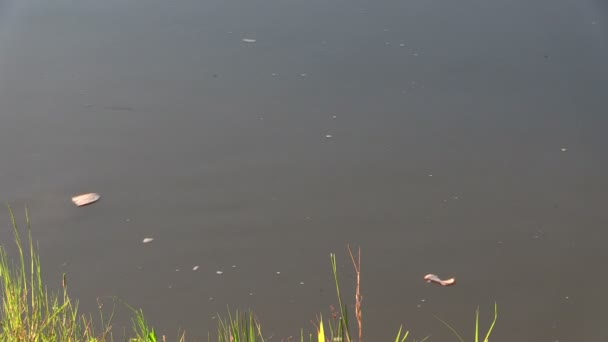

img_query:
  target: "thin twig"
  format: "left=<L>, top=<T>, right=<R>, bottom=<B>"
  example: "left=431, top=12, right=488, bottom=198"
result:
left=348, top=245, right=362, bottom=342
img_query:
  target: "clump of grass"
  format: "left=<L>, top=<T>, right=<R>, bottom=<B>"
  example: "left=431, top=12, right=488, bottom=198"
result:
left=435, top=303, right=498, bottom=342
left=0, top=207, right=158, bottom=341
left=217, top=309, right=264, bottom=342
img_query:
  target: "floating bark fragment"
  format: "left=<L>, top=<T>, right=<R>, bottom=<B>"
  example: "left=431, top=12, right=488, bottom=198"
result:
left=71, top=193, right=100, bottom=207
left=424, top=274, right=456, bottom=286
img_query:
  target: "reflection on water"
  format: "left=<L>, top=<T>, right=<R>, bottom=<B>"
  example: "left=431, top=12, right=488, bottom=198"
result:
left=1, top=0, right=607, bottom=340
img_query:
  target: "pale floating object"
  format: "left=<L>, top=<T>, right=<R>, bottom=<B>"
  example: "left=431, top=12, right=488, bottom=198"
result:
left=424, top=274, right=456, bottom=286
left=561, top=147, right=567, bottom=152
left=142, top=238, right=154, bottom=244
left=276, top=271, right=281, bottom=275
left=216, top=270, right=223, bottom=275
left=299, top=281, right=305, bottom=285
left=325, top=134, right=333, bottom=139
left=71, top=193, right=100, bottom=207
left=192, top=266, right=200, bottom=271
left=242, top=38, right=257, bottom=43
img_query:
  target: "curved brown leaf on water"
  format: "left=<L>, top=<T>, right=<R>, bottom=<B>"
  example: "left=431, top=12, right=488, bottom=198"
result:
left=424, top=273, right=456, bottom=286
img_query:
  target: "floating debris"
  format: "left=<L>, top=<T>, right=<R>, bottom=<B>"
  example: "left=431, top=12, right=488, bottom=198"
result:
left=325, top=134, right=333, bottom=139
left=216, top=270, right=224, bottom=275
left=242, top=38, right=257, bottom=43
left=300, top=73, right=308, bottom=77
left=232, top=265, right=237, bottom=268
left=424, top=274, right=456, bottom=286
left=299, top=281, right=305, bottom=285
left=561, top=147, right=567, bottom=152
left=142, top=238, right=154, bottom=244
left=192, top=266, right=200, bottom=271
left=276, top=271, right=281, bottom=275
left=71, top=193, right=100, bottom=207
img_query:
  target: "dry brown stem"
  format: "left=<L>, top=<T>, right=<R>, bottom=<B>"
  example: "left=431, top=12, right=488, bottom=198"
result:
left=348, top=245, right=362, bottom=342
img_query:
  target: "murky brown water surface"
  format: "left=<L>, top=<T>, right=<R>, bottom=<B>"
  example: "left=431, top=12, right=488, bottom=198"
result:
left=1, top=0, right=607, bottom=340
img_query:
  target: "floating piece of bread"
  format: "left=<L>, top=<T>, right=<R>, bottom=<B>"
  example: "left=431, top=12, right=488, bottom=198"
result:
left=71, top=193, right=100, bottom=207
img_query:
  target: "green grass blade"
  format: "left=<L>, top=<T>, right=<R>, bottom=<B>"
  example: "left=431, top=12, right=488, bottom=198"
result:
left=434, top=315, right=465, bottom=342
left=483, top=303, right=498, bottom=342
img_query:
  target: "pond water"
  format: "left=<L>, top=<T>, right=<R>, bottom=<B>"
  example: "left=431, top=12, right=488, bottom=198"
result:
left=1, top=0, right=607, bottom=340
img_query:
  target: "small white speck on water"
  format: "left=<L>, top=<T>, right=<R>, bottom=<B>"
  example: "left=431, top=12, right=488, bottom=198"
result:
left=271, top=73, right=277, bottom=76
left=325, top=134, right=333, bottom=139
left=125, top=218, right=131, bottom=222
left=564, top=296, right=569, bottom=300
left=561, top=147, right=567, bottom=152
left=428, top=174, right=433, bottom=177
left=168, top=285, right=173, bottom=289
left=332, top=115, right=337, bottom=119
left=299, top=281, right=305, bottom=285
left=142, top=238, right=154, bottom=244
left=242, top=38, right=257, bottom=43
left=420, top=299, right=427, bottom=302
left=276, top=271, right=281, bottom=275
left=300, top=73, right=308, bottom=77
left=216, top=270, right=224, bottom=275
left=249, top=292, right=254, bottom=296
left=192, top=266, right=200, bottom=271
left=399, top=43, right=406, bottom=47
left=175, top=269, right=180, bottom=272
left=232, top=265, right=237, bottom=268
left=209, top=297, right=214, bottom=301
